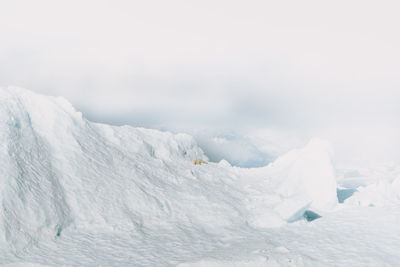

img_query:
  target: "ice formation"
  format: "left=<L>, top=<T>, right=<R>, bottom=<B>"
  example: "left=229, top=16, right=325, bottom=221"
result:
left=344, top=176, right=400, bottom=207
left=1, top=87, right=398, bottom=266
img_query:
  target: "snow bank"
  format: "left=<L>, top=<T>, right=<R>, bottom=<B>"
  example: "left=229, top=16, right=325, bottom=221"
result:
left=0, top=87, right=339, bottom=265
left=0, top=87, right=223, bottom=254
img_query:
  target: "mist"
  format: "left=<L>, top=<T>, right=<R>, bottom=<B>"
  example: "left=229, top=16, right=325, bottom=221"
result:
left=1, top=0, right=400, bottom=167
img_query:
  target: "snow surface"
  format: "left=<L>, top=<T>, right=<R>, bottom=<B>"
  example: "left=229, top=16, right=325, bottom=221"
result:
left=0, top=87, right=399, bottom=266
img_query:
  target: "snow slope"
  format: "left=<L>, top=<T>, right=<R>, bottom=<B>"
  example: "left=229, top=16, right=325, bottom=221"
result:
left=0, top=87, right=399, bottom=266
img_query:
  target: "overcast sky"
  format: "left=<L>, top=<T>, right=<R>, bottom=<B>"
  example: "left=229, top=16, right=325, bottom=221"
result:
left=1, top=0, right=399, bottom=165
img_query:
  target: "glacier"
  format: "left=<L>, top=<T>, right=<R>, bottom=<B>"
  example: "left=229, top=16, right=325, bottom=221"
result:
left=1, top=87, right=400, bottom=266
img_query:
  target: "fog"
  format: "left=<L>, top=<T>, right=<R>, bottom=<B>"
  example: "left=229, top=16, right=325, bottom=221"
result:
left=1, top=0, right=399, bottom=166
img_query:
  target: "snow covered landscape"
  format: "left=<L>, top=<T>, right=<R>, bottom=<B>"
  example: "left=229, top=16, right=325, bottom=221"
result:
left=2, top=1, right=400, bottom=266
left=0, top=87, right=399, bottom=266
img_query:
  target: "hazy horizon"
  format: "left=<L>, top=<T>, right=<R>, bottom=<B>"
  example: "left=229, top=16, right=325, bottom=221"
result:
left=1, top=0, right=400, bottom=166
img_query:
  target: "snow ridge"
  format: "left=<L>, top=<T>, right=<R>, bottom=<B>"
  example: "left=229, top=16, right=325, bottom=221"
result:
left=0, top=87, right=339, bottom=266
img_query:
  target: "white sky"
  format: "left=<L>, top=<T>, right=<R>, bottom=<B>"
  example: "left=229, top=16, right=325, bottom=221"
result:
left=1, top=0, right=399, bottom=165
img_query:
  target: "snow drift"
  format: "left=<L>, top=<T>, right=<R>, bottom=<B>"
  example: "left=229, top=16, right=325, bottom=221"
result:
left=344, top=176, right=400, bottom=207
left=0, top=87, right=338, bottom=266
left=237, top=138, right=337, bottom=227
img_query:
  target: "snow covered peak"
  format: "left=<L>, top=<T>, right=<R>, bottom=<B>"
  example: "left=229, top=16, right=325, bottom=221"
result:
left=0, top=86, right=81, bottom=119
left=0, top=86, right=205, bottom=162
left=0, top=87, right=84, bottom=144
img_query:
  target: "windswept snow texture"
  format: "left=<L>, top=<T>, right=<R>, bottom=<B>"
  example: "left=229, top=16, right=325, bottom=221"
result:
left=0, top=87, right=399, bottom=266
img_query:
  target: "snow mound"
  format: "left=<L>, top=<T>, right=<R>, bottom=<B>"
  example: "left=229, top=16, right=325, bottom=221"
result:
left=345, top=176, right=400, bottom=207
left=273, top=138, right=337, bottom=212
left=241, top=139, right=338, bottom=227
left=1, top=87, right=234, bottom=259
left=0, top=87, right=339, bottom=266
